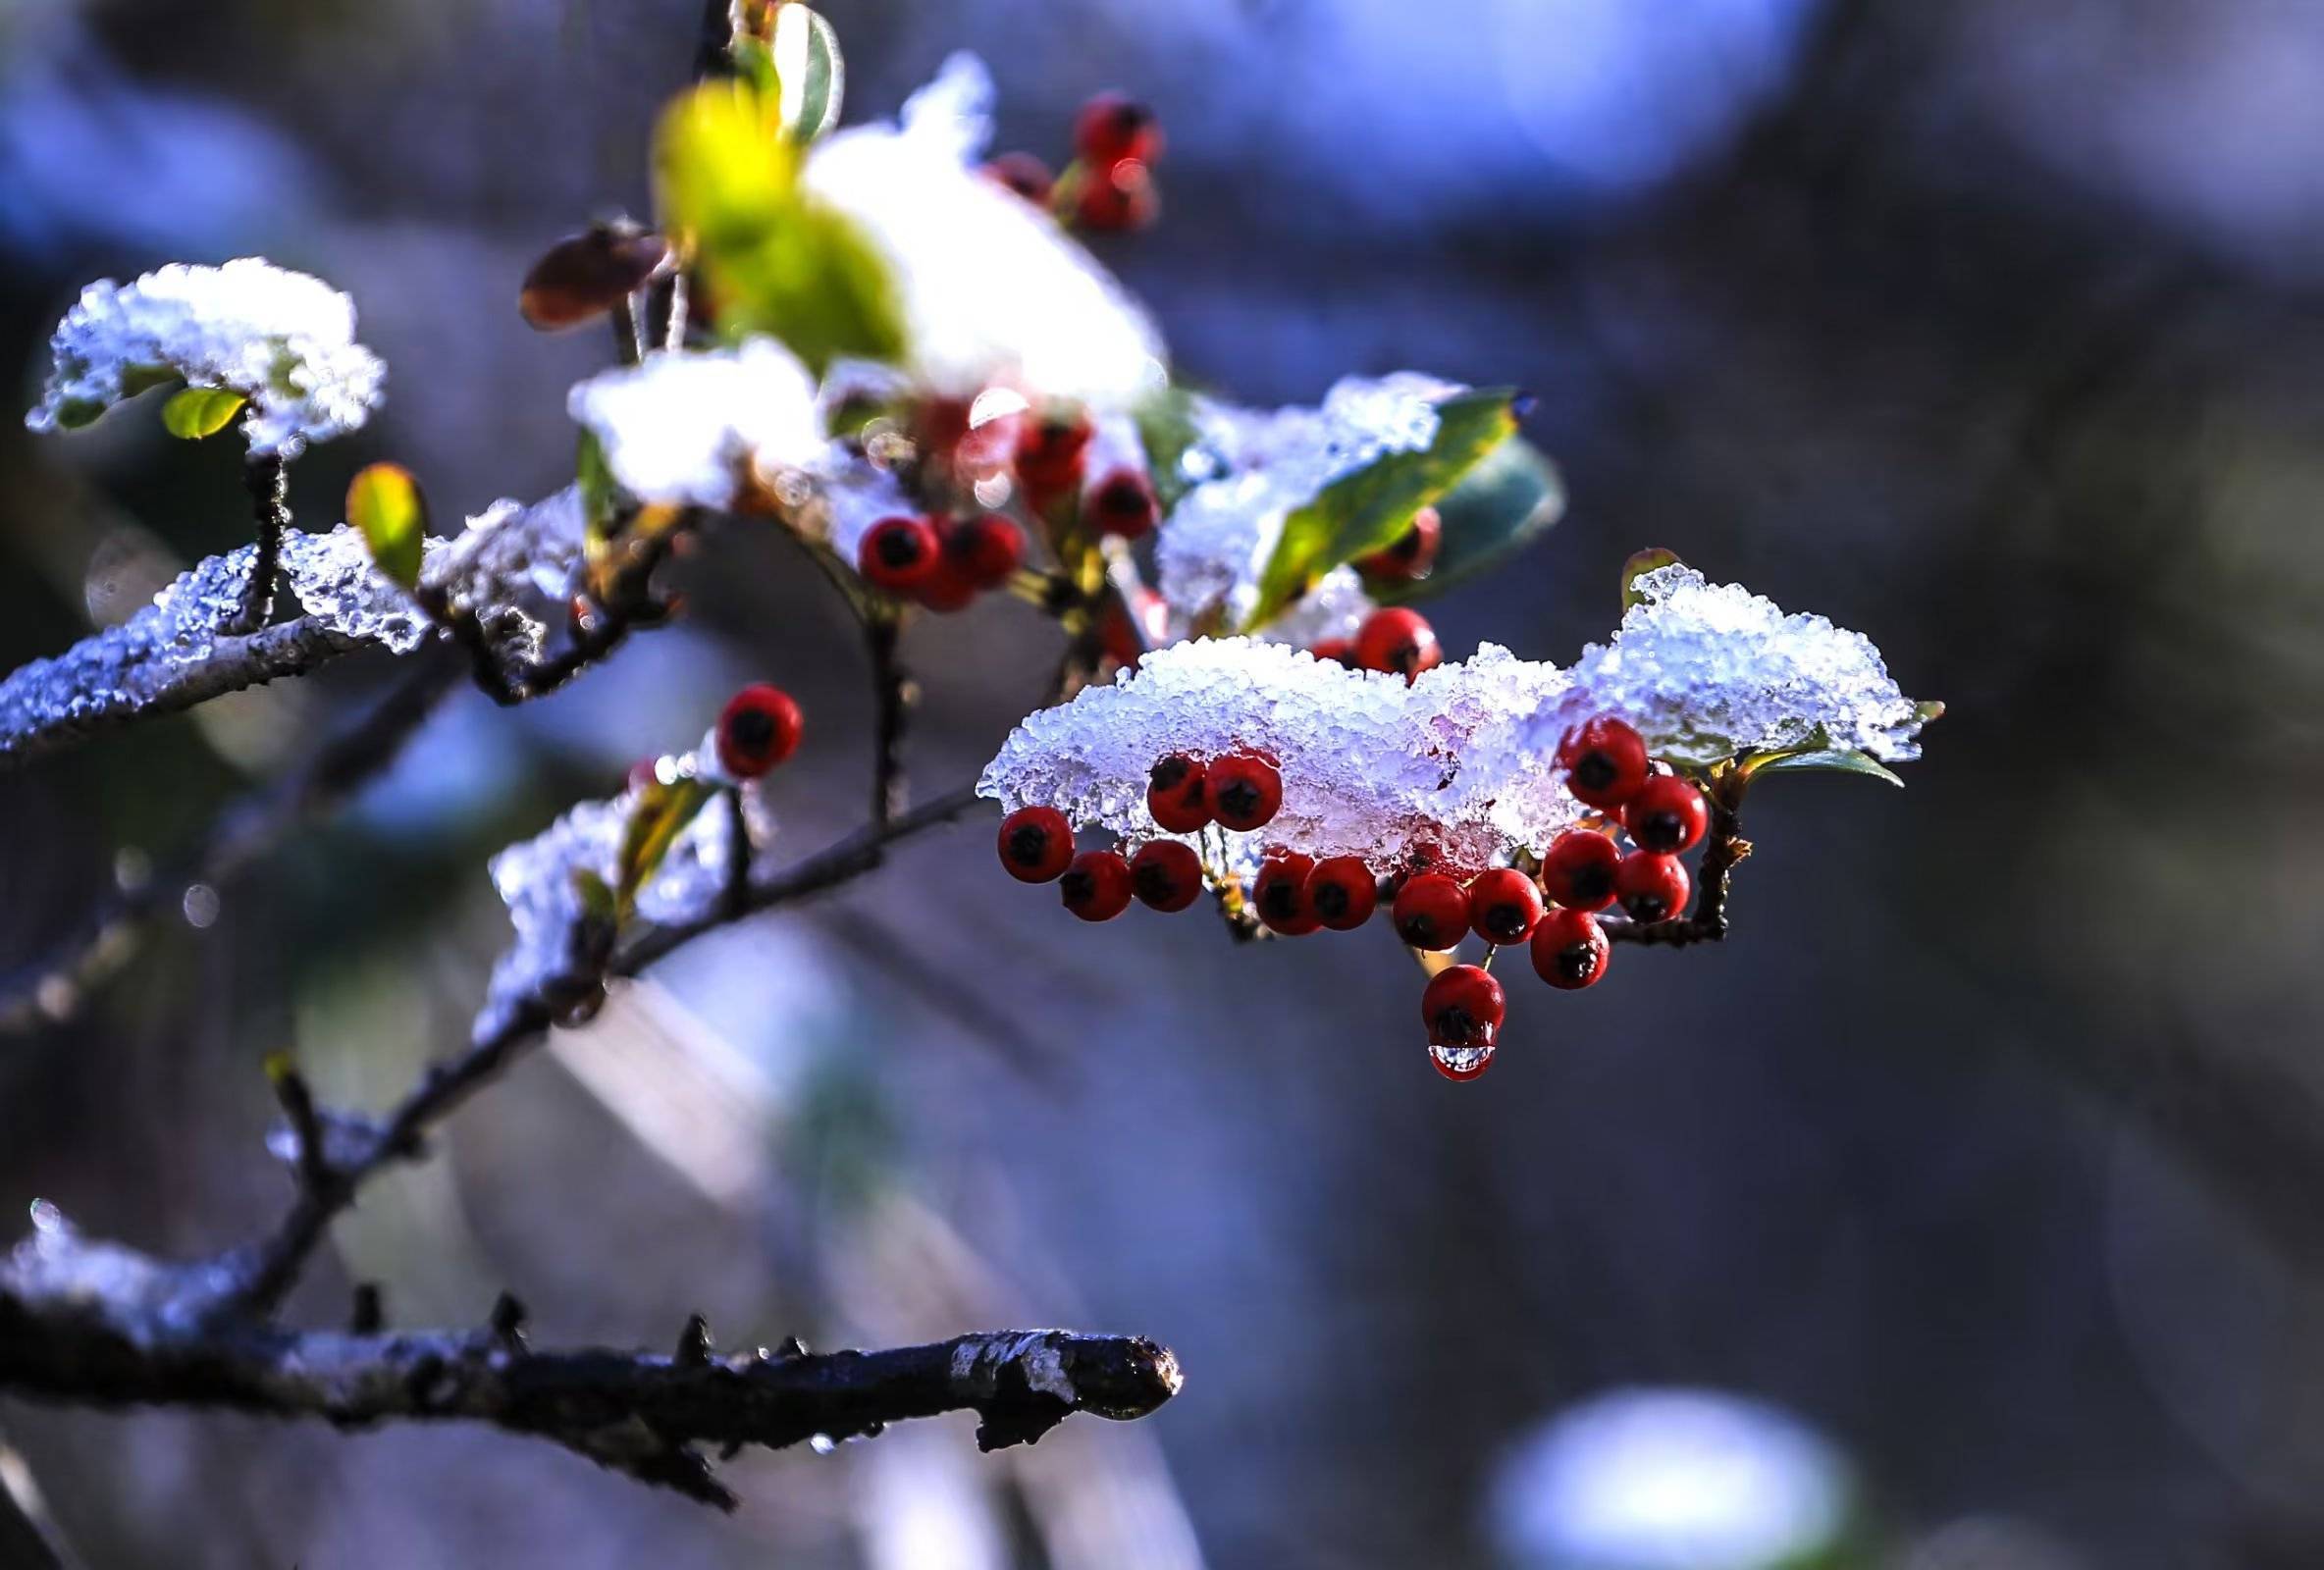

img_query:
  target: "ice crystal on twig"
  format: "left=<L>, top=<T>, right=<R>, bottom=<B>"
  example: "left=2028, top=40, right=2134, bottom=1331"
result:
left=417, top=486, right=590, bottom=668
left=26, top=258, right=384, bottom=457
left=1153, top=374, right=1459, bottom=630
left=806, top=53, right=1166, bottom=408
left=979, top=637, right=1581, bottom=874
left=1535, top=566, right=1929, bottom=765
left=567, top=340, right=823, bottom=509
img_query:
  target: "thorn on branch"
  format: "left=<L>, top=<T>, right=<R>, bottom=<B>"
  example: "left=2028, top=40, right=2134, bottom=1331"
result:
left=349, top=1283, right=384, bottom=1334
left=489, top=1291, right=529, bottom=1348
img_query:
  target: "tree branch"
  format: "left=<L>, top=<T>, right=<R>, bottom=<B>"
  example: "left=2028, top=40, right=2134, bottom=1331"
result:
left=230, top=450, right=290, bottom=635
left=866, top=609, right=913, bottom=826
left=1601, top=769, right=1751, bottom=947
left=0, top=1215, right=1178, bottom=1508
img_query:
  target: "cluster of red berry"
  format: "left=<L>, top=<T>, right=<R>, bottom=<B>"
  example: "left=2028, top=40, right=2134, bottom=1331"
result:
left=988, top=714, right=1713, bottom=1084
left=983, top=92, right=1164, bottom=233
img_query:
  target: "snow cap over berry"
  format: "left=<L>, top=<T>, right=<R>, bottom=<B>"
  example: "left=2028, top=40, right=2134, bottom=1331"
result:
left=1533, top=565, right=1931, bottom=766
left=567, top=340, right=823, bottom=509
left=27, top=258, right=385, bottom=457
left=804, top=53, right=1166, bottom=409
left=977, top=636, right=1585, bottom=874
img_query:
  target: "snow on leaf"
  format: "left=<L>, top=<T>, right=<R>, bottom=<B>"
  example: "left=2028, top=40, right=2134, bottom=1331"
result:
left=26, top=258, right=384, bottom=457
left=1532, top=565, right=1931, bottom=766
left=978, top=637, right=1582, bottom=875
left=804, top=52, right=1166, bottom=409
left=566, top=339, right=823, bottom=509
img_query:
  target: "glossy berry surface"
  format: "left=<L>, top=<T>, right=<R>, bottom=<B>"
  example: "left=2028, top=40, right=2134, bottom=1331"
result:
left=1060, top=850, right=1135, bottom=921
left=1354, top=505, right=1442, bottom=581
left=1146, top=753, right=1210, bottom=833
left=1017, top=411, right=1093, bottom=495
left=1421, top=964, right=1505, bottom=1049
left=1308, top=638, right=1352, bottom=667
left=1623, top=774, right=1710, bottom=853
left=1252, top=854, right=1320, bottom=935
left=942, top=513, right=1025, bottom=590
left=1530, top=908, right=1610, bottom=990
left=715, top=684, right=803, bottom=778
left=1468, top=867, right=1546, bottom=946
left=1207, top=752, right=1283, bottom=832
left=1130, top=840, right=1203, bottom=913
left=996, top=806, right=1075, bottom=883
left=858, top=514, right=939, bottom=594
left=1075, top=160, right=1156, bottom=232
left=1558, top=715, right=1651, bottom=811
left=1392, top=872, right=1471, bottom=951
left=1354, top=607, right=1443, bottom=681
left=1305, top=857, right=1378, bottom=930
left=1074, top=92, right=1163, bottom=168
left=1538, top=830, right=1620, bottom=912
left=913, top=545, right=978, bottom=612
left=1613, top=851, right=1693, bottom=924
left=1087, top=467, right=1158, bottom=539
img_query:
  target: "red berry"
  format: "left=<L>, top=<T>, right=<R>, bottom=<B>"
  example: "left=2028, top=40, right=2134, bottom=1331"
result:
left=858, top=514, right=939, bottom=594
left=1146, top=753, right=1210, bottom=833
left=1613, top=851, right=1692, bottom=924
left=1017, top=410, right=1092, bottom=500
left=1354, top=607, right=1443, bottom=682
left=1558, top=716, right=1651, bottom=811
left=1305, top=856, right=1377, bottom=930
left=913, top=530, right=979, bottom=611
left=1130, top=840, right=1204, bottom=913
left=1353, top=505, right=1442, bottom=582
left=1622, top=774, right=1708, bottom=854
left=1308, top=638, right=1353, bottom=667
left=1252, top=853, right=1320, bottom=935
left=1087, top=467, right=1157, bottom=539
left=715, top=684, right=803, bottom=777
left=1420, top=964, right=1505, bottom=1050
left=1076, top=160, right=1157, bottom=232
left=942, top=512, right=1025, bottom=591
left=1060, top=849, right=1135, bottom=920
left=1468, top=867, right=1545, bottom=946
left=1207, top=751, right=1282, bottom=832
left=1530, top=908, right=1610, bottom=990
left=1074, top=92, right=1164, bottom=169
left=1392, top=872, right=1471, bottom=951
left=1538, top=830, right=1620, bottom=912
left=981, top=151, right=1054, bottom=205
left=997, top=806, right=1075, bottom=883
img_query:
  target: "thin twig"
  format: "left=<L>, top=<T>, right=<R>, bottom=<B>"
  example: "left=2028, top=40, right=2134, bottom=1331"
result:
left=866, top=610, right=913, bottom=826
left=230, top=450, right=289, bottom=635
left=1600, top=770, right=1752, bottom=948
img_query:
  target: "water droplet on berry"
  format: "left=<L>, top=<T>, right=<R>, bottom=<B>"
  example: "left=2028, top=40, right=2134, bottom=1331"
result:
left=1429, top=1040, right=1495, bottom=1081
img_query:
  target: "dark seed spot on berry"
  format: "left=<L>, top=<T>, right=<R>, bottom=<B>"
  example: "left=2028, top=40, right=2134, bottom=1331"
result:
left=1134, top=866, right=1179, bottom=904
left=1216, top=780, right=1260, bottom=820
left=1060, top=869, right=1093, bottom=905
left=1639, top=811, right=1680, bottom=849
left=1558, top=944, right=1597, bottom=982
left=1258, top=877, right=1298, bottom=920
left=1573, top=866, right=1613, bottom=903
left=1006, top=825, right=1051, bottom=866
left=1482, top=904, right=1523, bottom=941
left=1573, top=752, right=1616, bottom=792
left=1151, top=755, right=1190, bottom=790
left=1400, top=916, right=1439, bottom=947
left=726, top=708, right=775, bottom=756
left=874, top=528, right=924, bottom=568
left=1312, top=883, right=1347, bottom=919
left=1626, top=895, right=1669, bottom=922
left=1432, top=1005, right=1482, bottom=1047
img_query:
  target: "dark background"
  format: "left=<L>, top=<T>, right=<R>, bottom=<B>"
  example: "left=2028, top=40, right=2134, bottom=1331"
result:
left=3, top=0, right=2323, bottom=1565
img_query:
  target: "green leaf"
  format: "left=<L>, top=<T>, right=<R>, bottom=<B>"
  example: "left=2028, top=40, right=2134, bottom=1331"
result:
left=1619, top=547, right=1684, bottom=609
left=159, top=386, right=245, bottom=440
left=1132, top=386, right=1206, bottom=512
left=615, top=775, right=715, bottom=915
left=1742, top=748, right=1906, bottom=787
left=1246, top=389, right=1519, bottom=630
left=656, top=78, right=800, bottom=255
left=120, top=364, right=181, bottom=398
left=345, top=462, right=428, bottom=590
left=770, top=4, right=845, bottom=142
left=1370, top=434, right=1566, bottom=605
left=575, top=429, right=621, bottom=540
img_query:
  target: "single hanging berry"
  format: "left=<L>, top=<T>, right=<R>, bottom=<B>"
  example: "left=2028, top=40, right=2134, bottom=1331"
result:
left=1075, top=92, right=1165, bottom=169
left=1252, top=853, right=1321, bottom=935
left=858, top=514, right=939, bottom=594
left=1558, top=716, right=1651, bottom=811
left=942, top=513, right=1026, bottom=591
left=1613, top=851, right=1692, bottom=923
left=1622, top=774, right=1709, bottom=854
left=1060, top=850, right=1136, bottom=921
left=1207, top=751, right=1282, bottom=832
left=715, top=684, right=803, bottom=778
left=1353, top=506, right=1442, bottom=582
left=1468, top=867, right=1546, bottom=946
left=1146, top=753, right=1210, bottom=833
left=1392, top=872, right=1471, bottom=951
left=1305, top=857, right=1378, bottom=930
left=1354, top=607, right=1443, bottom=681
left=1421, top=964, right=1505, bottom=1051
left=997, top=806, right=1075, bottom=883
left=1538, top=830, right=1620, bottom=912
left=1086, top=467, right=1158, bottom=539
left=1530, top=908, right=1610, bottom=990
left=1130, top=840, right=1204, bottom=912
left=1017, top=409, right=1093, bottom=499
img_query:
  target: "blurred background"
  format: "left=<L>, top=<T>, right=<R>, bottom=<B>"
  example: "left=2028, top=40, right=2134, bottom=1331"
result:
left=4, top=0, right=2324, bottom=1564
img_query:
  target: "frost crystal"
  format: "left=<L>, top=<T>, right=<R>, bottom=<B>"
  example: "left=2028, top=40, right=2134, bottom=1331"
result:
left=805, top=53, right=1167, bottom=409
left=418, top=487, right=589, bottom=668
left=26, top=258, right=384, bottom=457
left=480, top=774, right=751, bottom=1042
left=979, top=637, right=1582, bottom=874
left=1153, top=373, right=1461, bottom=630
left=1531, top=566, right=1930, bottom=765
left=566, top=340, right=823, bottom=509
